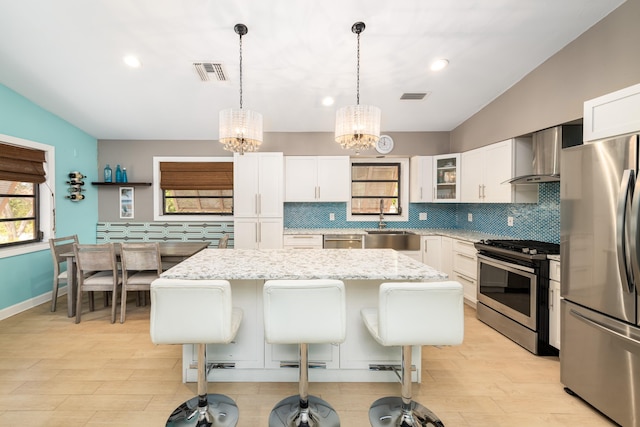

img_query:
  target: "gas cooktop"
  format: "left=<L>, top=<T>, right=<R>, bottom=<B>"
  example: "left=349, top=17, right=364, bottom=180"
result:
left=475, top=239, right=560, bottom=260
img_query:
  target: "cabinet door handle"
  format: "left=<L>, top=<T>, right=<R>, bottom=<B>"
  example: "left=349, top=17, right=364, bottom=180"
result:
left=549, top=288, right=554, bottom=310
left=456, top=272, right=475, bottom=283
left=482, top=184, right=486, bottom=199
left=478, top=185, right=482, bottom=199
left=317, top=186, right=321, bottom=200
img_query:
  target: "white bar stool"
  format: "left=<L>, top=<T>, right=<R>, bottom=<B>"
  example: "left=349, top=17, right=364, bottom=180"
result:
left=263, top=279, right=347, bottom=427
left=150, top=278, right=243, bottom=427
left=361, top=281, right=464, bottom=427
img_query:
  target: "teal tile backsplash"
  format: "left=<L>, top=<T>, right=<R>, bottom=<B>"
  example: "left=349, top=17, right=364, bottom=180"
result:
left=284, top=182, right=559, bottom=244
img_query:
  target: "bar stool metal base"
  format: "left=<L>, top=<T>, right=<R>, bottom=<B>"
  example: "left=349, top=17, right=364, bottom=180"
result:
left=368, top=397, right=444, bottom=427
left=166, top=394, right=239, bottom=427
left=269, top=395, right=340, bottom=427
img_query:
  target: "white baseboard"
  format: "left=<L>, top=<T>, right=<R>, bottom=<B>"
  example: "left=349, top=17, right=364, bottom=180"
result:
left=0, top=288, right=68, bottom=321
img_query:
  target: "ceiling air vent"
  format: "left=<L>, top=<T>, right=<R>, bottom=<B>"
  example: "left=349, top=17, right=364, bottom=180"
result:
left=400, top=92, right=430, bottom=100
left=193, top=62, right=227, bottom=82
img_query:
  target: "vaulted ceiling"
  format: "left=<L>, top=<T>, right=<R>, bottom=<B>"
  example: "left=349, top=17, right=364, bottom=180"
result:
left=0, top=0, right=625, bottom=140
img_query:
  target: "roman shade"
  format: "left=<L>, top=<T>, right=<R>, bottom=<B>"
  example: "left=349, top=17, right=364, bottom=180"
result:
left=159, top=162, right=233, bottom=190
left=0, top=142, right=46, bottom=183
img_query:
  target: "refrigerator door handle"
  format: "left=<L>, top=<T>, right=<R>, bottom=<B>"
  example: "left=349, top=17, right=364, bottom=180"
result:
left=570, top=308, right=640, bottom=351
left=616, top=169, right=634, bottom=293
left=629, top=169, right=640, bottom=294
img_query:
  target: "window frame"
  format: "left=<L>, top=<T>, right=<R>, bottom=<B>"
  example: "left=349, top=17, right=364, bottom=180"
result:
left=347, top=157, right=409, bottom=223
left=0, top=133, right=54, bottom=259
left=153, top=156, right=234, bottom=222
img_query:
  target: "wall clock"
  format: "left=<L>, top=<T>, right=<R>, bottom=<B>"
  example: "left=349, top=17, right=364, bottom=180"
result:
left=376, top=135, right=394, bottom=154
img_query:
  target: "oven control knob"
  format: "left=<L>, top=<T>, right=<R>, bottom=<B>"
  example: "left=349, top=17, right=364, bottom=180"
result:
left=522, top=248, right=529, bottom=254
left=530, top=249, right=538, bottom=255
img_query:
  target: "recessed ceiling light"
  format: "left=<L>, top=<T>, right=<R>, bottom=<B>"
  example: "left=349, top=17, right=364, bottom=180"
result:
left=430, top=59, right=449, bottom=71
left=322, top=96, right=335, bottom=107
left=123, top=55, right=142, bottom=68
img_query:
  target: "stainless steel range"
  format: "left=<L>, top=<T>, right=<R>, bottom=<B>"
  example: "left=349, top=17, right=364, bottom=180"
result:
left=474, top=239, right=560, bottom=356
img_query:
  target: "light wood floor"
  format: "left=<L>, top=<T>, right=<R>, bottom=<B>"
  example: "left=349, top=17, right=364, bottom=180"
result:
left=0, top=295, right=616, bottom=427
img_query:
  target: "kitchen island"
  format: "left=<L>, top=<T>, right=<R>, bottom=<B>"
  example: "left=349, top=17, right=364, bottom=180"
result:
left=161, top=248, right=447, bottom=383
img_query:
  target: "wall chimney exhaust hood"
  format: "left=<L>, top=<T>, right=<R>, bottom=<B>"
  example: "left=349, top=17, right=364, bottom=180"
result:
left=506, top=125, right=582, bottom=184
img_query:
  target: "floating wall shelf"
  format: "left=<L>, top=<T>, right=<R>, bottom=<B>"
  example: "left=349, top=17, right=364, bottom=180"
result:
left=91, top=182, right=152, bottom=186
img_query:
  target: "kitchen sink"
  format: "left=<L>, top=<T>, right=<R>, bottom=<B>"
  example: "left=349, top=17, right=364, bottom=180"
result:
left=366, top=230, right=416, bottom=235
left=364, top=230, right=420, bottom=250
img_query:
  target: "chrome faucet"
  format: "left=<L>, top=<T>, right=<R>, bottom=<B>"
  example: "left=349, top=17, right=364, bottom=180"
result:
left=379, top=199, right=387, bottom=229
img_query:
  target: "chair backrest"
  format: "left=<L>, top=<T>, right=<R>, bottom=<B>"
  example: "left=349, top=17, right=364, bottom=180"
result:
left=73, top=243, right=117, bottom=274
left=121, top=242, right=162, bottom=273
left=377, top=281, right=464, bottom=346
left=150, top=278, right=236, bottom=345
left=49, top=235, right=79, bottom=271
left=263, top=279, right=346, bottom=344
left=217, top=234, right=229, bottom=249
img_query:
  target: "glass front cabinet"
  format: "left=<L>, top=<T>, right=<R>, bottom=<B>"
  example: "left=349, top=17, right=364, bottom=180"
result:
left=433, top=154, right=461, bottom=202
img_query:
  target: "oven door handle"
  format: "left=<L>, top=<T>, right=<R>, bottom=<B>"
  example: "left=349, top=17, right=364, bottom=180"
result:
left=616, top=169, right=634, bottom=293
left=477, top=254, right=535, bottom=274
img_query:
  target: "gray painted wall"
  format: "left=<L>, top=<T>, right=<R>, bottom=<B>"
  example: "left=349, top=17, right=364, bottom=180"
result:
left=450, top=0, right=640, bottom=152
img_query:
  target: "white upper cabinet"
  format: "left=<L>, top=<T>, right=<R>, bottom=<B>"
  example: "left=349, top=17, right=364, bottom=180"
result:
left=234, top=152, right=283, bottom=218
left=409, top=156, right=433, bottom=202
left=285, top=156, right=350, bottom=202
left=584, top=82, right=640, bottom=141
left=433, top=154, right=461, bottom=202
left=461, top=138, right=537, bottom=204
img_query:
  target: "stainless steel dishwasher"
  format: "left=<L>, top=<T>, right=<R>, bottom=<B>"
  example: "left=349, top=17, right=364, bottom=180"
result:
left=323, top=234, right=363, bottom=249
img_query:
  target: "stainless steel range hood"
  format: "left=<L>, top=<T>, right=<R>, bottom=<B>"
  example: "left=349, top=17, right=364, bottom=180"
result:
left=507, top=125, right=582, bottom=184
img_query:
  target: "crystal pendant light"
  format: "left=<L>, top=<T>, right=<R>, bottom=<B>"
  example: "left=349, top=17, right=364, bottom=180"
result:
left=335, top=22, right=381, bottom=152
left=219, top=24, right=263, bottom=155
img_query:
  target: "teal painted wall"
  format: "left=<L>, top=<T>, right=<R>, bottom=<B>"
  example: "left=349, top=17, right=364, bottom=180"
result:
left=0, top=84, right=98, bottom=311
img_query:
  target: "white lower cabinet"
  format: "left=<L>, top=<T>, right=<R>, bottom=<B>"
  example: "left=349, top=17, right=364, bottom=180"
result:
left=549, top=260, right=561, bottom=350
left=234, top=218, right=283, bottom=249
left=440, top=237, right=453, bottom=278
left=421, top=235, right=441, bottom=269
left=452, top=239, right=478, bottom=305
left=283, top=234, right=323, bottom=249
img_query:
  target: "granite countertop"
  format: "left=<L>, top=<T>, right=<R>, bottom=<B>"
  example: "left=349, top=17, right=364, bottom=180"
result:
left=161, top=248, right=447, bottom=281
left=283, top=228, right=505, bottom=243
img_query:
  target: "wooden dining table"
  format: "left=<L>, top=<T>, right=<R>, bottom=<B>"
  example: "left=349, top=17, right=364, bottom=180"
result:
left=62, top=241, right=210, bottom=318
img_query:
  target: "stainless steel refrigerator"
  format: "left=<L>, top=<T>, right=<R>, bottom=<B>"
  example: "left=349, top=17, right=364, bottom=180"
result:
left=561, top=133, right=640, bottom=426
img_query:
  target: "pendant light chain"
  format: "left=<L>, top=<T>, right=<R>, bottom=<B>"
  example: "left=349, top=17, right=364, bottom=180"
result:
left=239, top=31, right=243, bottom=110
left=356, top=31, right=360, bottom=106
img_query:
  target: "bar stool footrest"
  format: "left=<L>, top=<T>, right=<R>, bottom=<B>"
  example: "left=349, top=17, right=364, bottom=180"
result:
left=369, top=396, right=443, bottom=427
left=167, top=393, right=239, bottom=427
left=269, top=395, right=340, bottom=427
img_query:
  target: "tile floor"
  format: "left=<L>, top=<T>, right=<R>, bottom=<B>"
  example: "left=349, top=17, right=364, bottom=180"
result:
left=0, top=296, right=616, bottom=426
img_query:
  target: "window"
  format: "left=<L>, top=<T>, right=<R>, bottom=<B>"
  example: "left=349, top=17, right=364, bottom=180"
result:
left=160, top=161, right=233, bottom=215
left=351, top=162, right=401, bottom=215
left=153, top=157, right=234, bottom=221
left=0, top=181, right=39, bottom=247
left=0, top=135, right=54, bottom=257
left=348, top=158, right=409, bottom=222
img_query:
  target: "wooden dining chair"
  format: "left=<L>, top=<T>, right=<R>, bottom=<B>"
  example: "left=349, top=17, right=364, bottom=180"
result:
left=48, top=234, right=78, bottom=312
left=119, top=242, right=162, bottom=323
left=73, top=243, right=122, bottom=324
left=217, top=234, right=229, bottom=248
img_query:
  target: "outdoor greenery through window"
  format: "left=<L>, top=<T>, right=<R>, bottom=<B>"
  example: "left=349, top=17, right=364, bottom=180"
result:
left=160, top=161, right=233, bottom=215
left=351, top=162, right=401, bottom=215
left=0, top=180, right=40, bottom=247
